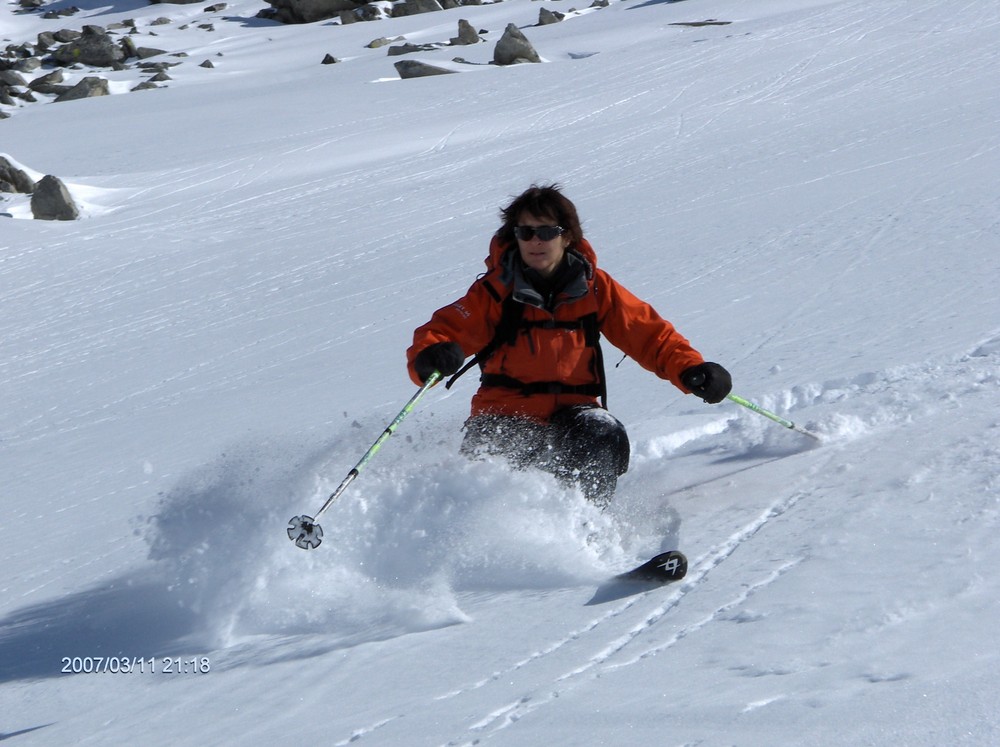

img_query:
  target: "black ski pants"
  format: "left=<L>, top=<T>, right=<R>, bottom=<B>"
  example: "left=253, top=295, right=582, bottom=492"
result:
left=460, top=404, right=630, bottom=508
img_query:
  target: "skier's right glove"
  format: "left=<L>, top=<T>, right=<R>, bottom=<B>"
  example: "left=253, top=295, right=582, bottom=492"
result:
left=414, top=341, right=465, bottom=383
left=681, top=362, right=733, bottom=404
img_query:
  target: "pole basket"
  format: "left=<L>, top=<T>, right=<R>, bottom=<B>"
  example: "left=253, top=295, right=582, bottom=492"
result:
left=287, top=515, right=324, bottom=550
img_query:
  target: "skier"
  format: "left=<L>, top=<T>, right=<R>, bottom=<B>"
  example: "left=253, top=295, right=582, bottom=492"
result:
left=407, top=184, right=732, bottom=506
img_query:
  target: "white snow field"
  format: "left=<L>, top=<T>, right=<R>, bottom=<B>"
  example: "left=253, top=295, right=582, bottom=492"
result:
left=2, top=0, right=999, bottom=744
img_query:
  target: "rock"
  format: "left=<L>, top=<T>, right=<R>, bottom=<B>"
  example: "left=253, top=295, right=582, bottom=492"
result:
left=449, top=19, right=481, bottom=46
left=493, top=23, right=540, bottom=65
left=0, top=156, right=35, bottom=194
left=0, top=70, right=29, bottom=87
left=37, top=31, right=57, bottom=50
left=387, top=43, right=440, bottom=56
left=28, top=69, right=71, bottom=95
left=403, top=0, right=443, bottom=14
left=394, top=60, right=457, bottom=79
left=321, top=54, right=340, bottom=64
left=122, top=37, right=165, bottom=59
left=31, top=175, right=80, bottom=220
left=137, top=61, right=180, bottom=72
left=52, top=26, right=125, bottom=67
left=13, top=57, right=43, bottom=74
left=367, top=36, right=402, bottom=49
left=53, top=29, right=82, bottom=43
left=349, top=3, right=386, bottom=21
left=53, top=76, right=110, bottom=102
left=538, top=7, right=564, bottom=25
left=261, top=0, right=359, bottom=24
left=136, top=46, right=169, bottom=59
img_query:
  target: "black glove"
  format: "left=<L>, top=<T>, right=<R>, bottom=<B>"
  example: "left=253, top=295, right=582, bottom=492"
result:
left=681, top=362, right=732, bottom=404
left=414, top=341, right=465, bottom=383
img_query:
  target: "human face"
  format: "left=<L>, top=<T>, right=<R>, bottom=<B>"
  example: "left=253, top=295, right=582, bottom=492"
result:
left=515, top=211, right=570, bottom=279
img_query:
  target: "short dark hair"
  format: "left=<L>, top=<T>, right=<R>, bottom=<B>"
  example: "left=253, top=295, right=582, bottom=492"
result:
left=496, top=184, right=583, bottom=248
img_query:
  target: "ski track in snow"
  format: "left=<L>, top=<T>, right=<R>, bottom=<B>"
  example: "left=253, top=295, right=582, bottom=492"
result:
left=437, top=469, right=833, bottom=745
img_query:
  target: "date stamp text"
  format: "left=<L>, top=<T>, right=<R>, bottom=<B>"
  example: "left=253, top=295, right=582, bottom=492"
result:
left=61, top=656, right=211, bottom=674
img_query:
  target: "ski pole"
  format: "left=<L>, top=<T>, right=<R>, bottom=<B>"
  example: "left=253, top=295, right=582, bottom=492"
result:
left=726, top=393, right=821, bottom=442
left=286, top=370, right=442, bottom=550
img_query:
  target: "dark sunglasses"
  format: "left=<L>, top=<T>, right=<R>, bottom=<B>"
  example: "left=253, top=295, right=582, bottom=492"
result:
left=514, top=225, right=565, bottom=241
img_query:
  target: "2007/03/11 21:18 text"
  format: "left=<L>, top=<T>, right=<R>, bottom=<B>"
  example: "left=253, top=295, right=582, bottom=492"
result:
left=61, top=656, right=211, bottom=674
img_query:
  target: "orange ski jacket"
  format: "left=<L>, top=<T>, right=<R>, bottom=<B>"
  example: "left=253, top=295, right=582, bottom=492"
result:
left=407, top=236, right=705, bottom=421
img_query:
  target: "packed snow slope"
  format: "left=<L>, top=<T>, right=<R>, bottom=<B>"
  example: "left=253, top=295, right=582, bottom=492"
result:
left=2, top=0, right=999, bottom=744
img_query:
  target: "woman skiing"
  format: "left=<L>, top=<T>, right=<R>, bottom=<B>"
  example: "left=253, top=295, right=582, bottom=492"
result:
left=407, top=184, right=732, bottom=506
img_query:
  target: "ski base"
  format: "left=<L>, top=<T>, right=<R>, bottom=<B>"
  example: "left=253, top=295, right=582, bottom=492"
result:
left=616, top=550, right=687, bottom=583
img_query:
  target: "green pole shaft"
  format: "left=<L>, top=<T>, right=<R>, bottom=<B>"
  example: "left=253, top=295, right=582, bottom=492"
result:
left=312, top=371, right=442, bottom=521
left=727, top=393, right=821, bottom=442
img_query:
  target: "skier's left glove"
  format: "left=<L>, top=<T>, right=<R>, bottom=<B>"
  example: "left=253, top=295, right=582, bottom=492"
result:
left=414, top=341, right=465, bottom=383
left=681, top=362, right=732, bottom=404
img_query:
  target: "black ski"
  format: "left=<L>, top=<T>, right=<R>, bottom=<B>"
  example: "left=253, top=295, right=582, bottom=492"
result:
left=616, top=550, right=687, bottom=583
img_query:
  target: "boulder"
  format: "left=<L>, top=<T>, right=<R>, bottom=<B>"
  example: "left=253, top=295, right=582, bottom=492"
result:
left=53, top=29, right=82, bottom=43
left=16, top=58, right=43, bottom=74
left=54, top=76, right=110, bottom=102
left=493, top=24, right=540, bottom=65
left=31, top=175, right=80, bottom=220
left=261, top=0, right=359, bottom=24
left=28, top=69, right=71, bottom=96
left=450, top=19, right=481, bottom=46
left=538, top=7, right=565, bottom=25
left=0, top=70, right=29, bottom=87
left=52, top=26, right=125, bottom=67
left=388, top=43, right=440, bottom=56
left=394, top=60, right=457, bottom=79
left=0, top=156, right=35, bottom=194
left=403, top=0, right=443, bottom=14
left=37, top=31, right=58, bottom=50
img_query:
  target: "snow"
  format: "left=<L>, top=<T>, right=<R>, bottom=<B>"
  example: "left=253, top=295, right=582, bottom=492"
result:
left=2, top=0, right=999, bottom=743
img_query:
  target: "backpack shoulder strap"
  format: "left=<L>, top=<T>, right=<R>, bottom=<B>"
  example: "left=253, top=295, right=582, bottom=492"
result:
left=445, top=282, right=523, bottom=390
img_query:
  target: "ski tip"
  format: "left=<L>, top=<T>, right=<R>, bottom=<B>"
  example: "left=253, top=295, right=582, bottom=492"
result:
left=617, top=550, right=688, bottom=583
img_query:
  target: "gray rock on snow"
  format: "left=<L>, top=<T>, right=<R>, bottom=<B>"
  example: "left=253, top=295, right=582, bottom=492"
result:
left=538, top=7, right=565, bottom=25
left=450, top=19, right=481, bottom=46
left=31, top=175, right=80, bottom=221
left=0, top=156, right=36, bottom=194
left=394, top=60, right=458, bottom=79
left=54, top=76, right=110, bottom=102
left=260, top=0, right=359, bottom=24
left=52, top=25, right=125, bottom=67
left=493, top=24, right=541, bottom=65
